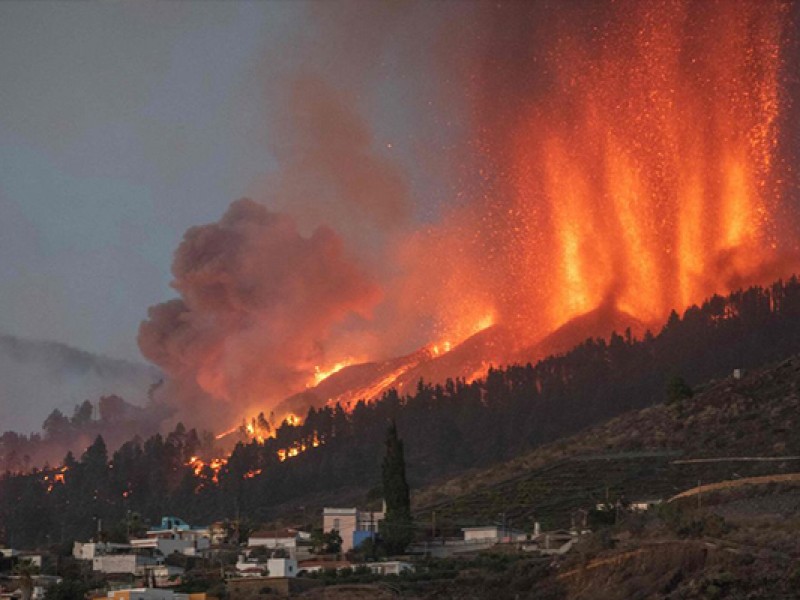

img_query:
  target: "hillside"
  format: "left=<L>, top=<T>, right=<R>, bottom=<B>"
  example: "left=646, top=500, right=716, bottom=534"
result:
left=5, top=278, right=800, bottom=550
left=413, top=354, right=800, bottom=532
left=275, top=305, right=646, bottom=419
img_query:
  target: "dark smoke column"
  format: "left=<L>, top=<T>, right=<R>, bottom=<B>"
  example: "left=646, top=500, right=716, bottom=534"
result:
left=138, top=198, right=380, bottom=419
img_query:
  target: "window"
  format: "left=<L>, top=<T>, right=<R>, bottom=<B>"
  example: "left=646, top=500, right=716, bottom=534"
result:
left=333, top=519, right=340, bottom=531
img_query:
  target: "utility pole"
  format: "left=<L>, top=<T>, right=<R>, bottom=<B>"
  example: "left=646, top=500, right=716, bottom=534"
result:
left=697, top=480, right=702, bottom=510
left=432, top=511, right=436, bottom=543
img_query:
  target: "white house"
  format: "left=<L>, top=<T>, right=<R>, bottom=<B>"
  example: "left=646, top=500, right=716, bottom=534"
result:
left=236, top=553, right=303, bottom=578
left=130, top=516, right=210, bottom=557
left=363, top=561, right=413, bottom=576
left=296, top=559, right=353, bottom=575
left=267, top=558, right=297, bottom=578
left=73, top=541, right=132, bottom=560
left=92, top=554, right=160, bottom=576
left=234, top=554, right=266, bottom=578
left=295, top=559, right=411, bottom=577
left=247, top=529, right=304, bottom=550
left=461, top=526, right=527, bottom=544
left=246, top=529, right=312, bottom=561
left=629, top=499, right=663, bottom=512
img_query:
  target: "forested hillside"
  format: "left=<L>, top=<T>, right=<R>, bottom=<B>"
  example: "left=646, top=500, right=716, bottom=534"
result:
left=4, top=278, right=800, bottom=549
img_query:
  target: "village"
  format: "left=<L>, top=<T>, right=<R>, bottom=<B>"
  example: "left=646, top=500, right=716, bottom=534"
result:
left=0, top=494, right=667, bottom=600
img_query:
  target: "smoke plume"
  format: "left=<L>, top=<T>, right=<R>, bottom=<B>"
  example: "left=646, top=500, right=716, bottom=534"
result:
left=138, top=199, right=380, bottom=415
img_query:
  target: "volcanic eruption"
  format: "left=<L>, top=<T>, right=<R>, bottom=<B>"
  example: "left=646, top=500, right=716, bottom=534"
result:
left=139, top=0, right=800, bottom=434
left=475, top=0, right=793, bottom=334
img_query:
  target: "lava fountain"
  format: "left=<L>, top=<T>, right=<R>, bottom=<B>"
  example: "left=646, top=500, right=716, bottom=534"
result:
left=468, top=0, right=795, bottom=336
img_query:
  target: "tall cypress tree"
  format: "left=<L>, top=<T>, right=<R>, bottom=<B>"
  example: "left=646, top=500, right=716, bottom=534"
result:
left=380, top=420, right=413, bottom=554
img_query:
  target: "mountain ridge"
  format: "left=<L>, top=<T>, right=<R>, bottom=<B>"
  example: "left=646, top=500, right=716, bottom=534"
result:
left=0, top=333, right=160, bottom=433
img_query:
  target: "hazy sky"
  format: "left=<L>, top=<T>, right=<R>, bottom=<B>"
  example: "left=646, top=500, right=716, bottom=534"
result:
left=0, top=1, right=454, bottom=362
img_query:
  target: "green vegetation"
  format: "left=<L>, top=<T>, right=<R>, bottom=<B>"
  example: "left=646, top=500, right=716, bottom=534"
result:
left=380, top=420, right=413, bottom=553
left=666, top=375, right=693, bottom=404
left=310, top=528, right=343, bottom=554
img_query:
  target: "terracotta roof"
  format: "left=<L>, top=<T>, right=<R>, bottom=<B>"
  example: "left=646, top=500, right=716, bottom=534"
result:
left=249, top=529, right=298, bottom=540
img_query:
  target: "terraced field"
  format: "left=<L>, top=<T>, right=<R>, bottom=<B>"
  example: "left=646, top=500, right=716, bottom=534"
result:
left=413, top=356, right=800, bottom=535
left=417, top=452, right=800, bottom=533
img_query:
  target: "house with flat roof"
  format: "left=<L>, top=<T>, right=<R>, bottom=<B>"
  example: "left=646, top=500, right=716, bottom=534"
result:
left=130, top=517, right=210, bottom=557
left=461, top=526, right=527, bottom=543
left=322, top=506, right=384, bottom=553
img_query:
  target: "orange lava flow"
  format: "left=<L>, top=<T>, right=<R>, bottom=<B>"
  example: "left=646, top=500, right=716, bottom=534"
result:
left=309, top=359, right=359, bottom=387
left=500, top=0, right=789, bottom=332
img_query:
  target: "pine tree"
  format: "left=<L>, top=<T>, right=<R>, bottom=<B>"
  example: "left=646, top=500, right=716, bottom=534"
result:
left=380, top=420, right=412, bottom=554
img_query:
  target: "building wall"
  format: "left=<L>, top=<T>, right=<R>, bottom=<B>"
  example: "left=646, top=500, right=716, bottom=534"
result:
left=323, top=508, right=384, bottom=553
left=156, top=538, right=194, bottom=556
left=267, top=558, right=297, bottom=578
left=462, top=527, right=501, bottom=542
left=94, top=555, right=138, bottom=575
left=323, top=509, right=357, bottom=553
left=248, top=537, right=296, bottom=549
left=366, top=561, right=412, bottom=576
left=462, top=527, right=527, bottom=543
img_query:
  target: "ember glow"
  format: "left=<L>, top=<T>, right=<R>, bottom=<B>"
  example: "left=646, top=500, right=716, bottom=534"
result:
left=186, top=425, right=323, bottom=488
left=215, top=412, right=304, bottom=444
left=187, top=455, right=227, bottom=483
left=43, top=465, right=68, bottom=493
left=277, top=433, right=321, bottom=463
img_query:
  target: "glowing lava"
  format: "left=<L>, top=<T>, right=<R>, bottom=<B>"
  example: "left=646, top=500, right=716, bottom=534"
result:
left=489, top=0, right=791, bottom=334
left=309, top=359, right=359, bottom=387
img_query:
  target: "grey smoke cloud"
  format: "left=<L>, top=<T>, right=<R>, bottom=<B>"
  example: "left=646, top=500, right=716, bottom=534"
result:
left=138, top=199, right=381, bottom=413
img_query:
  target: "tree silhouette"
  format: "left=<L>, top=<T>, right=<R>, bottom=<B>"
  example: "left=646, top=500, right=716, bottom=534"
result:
left=380, top=420, right=412, bottom=554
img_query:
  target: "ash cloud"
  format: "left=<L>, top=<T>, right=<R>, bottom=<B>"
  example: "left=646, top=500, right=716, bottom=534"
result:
left=138, top=199, right=381, bottom=418
left=271, top=76, right=411, bottom=229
